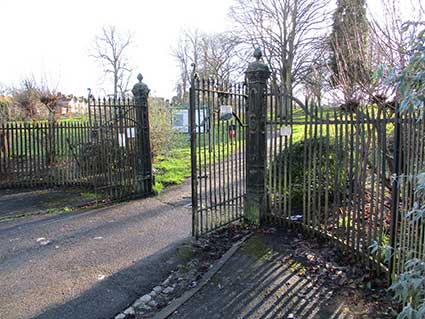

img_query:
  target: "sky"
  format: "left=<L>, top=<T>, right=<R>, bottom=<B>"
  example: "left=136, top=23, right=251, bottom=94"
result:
left=0, top=0, right=421, bottom=100
left=0, top=0, right=233, bottom=99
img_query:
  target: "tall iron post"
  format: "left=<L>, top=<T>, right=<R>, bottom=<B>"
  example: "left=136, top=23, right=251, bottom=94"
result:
left=245, top=49, right=271, bottom=224
left=389, top=106, right=401, bottom=280
left=132, top=73, right=153, bottom=195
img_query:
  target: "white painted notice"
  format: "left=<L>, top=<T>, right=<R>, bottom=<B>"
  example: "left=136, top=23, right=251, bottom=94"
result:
left=280, top=126, right=292, bottom=137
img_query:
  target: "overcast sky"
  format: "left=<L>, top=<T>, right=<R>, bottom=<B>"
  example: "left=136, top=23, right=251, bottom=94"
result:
left=0, top=0, right=421, bottom=99
left=1, top=0, right=233, bottom=99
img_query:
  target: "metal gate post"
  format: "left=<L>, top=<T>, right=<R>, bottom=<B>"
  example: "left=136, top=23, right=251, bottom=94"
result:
left=245, top=49, right=271, bottom=224
left=132, top=73, right=153, bottom=195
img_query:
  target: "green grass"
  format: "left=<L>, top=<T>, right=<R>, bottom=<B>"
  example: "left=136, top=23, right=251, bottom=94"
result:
left=46, top=206, right=74, bottom=215
left=152, top=130, right=245, bottom=194
left=153, top=147, right=191, bottom=194
left=80, top=192, right=97, bottom=201
left=58, top=116, right=89, bottom=123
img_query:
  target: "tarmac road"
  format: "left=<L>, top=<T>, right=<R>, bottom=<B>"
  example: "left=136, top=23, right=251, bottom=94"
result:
left=0, top=181, right=192, bottom=319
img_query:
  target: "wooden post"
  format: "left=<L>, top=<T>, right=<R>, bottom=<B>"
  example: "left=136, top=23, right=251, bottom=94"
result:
left=132, top=73, right=153, bottom=195
left=245, top=49, right=271, bottom=224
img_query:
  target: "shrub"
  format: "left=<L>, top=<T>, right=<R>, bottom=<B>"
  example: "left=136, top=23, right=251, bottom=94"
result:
left=148, top=97, right=178, bottom=158
left=269, top=137, right=345, bottom=210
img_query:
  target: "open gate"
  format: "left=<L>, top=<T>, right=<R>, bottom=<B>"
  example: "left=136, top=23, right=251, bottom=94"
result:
left=190, top=49, right=425, bottom=279
left=190, top=74, right=247, bottom=237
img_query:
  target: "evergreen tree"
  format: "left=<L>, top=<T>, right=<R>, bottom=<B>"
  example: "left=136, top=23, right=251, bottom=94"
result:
left=330, top=0, right=369, bottom=103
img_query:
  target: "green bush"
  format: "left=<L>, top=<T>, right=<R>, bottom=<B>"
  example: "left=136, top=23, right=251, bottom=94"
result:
left=269, top=137, right=345, bottom=210
left=149, top=97, right=178, bottom=157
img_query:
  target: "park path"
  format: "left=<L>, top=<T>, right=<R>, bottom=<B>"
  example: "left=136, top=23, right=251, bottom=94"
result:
left=0, top=181, right=192, bottom=319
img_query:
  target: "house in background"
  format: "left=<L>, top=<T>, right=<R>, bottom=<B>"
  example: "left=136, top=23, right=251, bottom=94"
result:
left=58, top=95, right=88, bottom=116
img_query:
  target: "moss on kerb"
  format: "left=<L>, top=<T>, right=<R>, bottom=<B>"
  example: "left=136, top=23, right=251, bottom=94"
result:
left=176, top=245, right=194, bottom=263
left=244, top=201, right=261, bottom=225
left=288, top=260, right=306, bottom=275
left=241, top=237, right=273, bottom=261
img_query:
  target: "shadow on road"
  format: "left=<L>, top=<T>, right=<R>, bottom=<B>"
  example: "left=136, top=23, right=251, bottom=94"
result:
left=0, top=181, right=192, bottom=319
left=33, top=238, right=192, bottom=319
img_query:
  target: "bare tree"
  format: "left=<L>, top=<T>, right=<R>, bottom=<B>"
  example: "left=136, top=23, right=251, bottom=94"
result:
left=91, top=25, right=134, bottom=99
left=303, top=52, right=329, bottom=105
left=200, top=32, right=243, bottom=80
left=12, top=78, right=40, bottom=121
left=172, top=29, right=203, bottom=104
left=369, top=0, right=424, bottom=69
left=328, top=0, right=370, bottom=109
left=172, top=29, right=243, bottom=105
left=38, top=85, right=61, bottom=125
left=367, top=0, right=425, bottom=101
left=328, top=26, right=370, bottom=108
left=230, top=0, right=331, bottom=96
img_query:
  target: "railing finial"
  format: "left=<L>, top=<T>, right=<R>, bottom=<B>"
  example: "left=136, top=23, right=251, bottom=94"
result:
left=253, top=48, right=262, bottom=61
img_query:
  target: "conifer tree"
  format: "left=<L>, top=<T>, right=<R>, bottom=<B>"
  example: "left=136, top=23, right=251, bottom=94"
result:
left=330, top=0, right=369, bottom=104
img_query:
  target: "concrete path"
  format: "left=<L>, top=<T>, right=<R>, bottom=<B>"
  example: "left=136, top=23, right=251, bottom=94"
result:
left=0, top=181, right=192, bottom=319
left=171, top=232, right=391, bottom=319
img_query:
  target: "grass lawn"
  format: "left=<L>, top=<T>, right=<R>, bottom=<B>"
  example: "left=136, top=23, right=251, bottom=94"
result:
left=152, top=130, right=245, bottom=194
left=153, top=146, right=191, bottom=194
left=147, top=106, right=397, bottom=195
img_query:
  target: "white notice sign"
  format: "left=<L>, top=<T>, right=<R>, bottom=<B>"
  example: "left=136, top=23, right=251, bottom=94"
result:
left=127, top=127, right=136, bottom=138
left=118, top=133, right=126, bottom=147
left=280, top=126, right=292, bottom=137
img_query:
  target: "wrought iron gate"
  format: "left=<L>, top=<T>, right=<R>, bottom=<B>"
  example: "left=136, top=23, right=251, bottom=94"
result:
left=265, top=88, right=301, bottom=223
left=190, top=74, right=247, bottom=237
left=190, top=49, right=425, bottom=279
left=86, top=89, right=153, bottom=199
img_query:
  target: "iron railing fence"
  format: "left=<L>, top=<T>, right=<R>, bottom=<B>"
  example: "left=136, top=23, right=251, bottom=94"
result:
left=0, top=97, right=152, bottom=200
left=265, top=90, right=425, bottom=278
left=392, top=108, right=425, bottom=276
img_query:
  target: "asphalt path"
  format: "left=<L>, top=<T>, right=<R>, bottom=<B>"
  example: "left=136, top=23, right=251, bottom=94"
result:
left=0, top=181, right=192, bottom=319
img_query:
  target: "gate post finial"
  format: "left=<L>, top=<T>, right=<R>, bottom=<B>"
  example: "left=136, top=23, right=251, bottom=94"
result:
left=132, top=73, right=153, bottom=194
left=132, top=73, right=150, bottom=103
left=245, top=48, right=271, bottom=225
